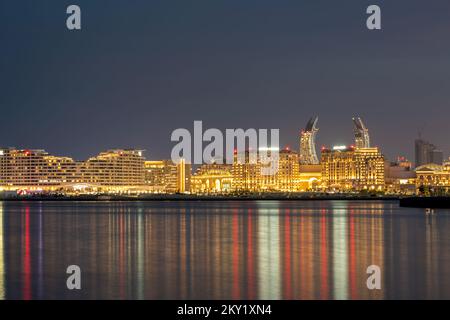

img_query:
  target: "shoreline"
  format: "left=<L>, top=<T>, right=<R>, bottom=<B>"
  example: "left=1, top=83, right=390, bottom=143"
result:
left=1, top=193, right=400, bottom=202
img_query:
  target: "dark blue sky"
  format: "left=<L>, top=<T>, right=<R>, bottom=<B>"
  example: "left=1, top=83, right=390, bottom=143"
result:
left=1, top=0, right=450, bottom=161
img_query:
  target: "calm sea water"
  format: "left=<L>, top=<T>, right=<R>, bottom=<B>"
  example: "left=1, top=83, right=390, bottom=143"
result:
left=0, top=200, right=449, bottom=300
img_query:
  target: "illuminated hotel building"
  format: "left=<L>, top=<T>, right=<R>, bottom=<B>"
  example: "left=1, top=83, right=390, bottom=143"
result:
left=191, top=162, right=233, bottom=194
left=415, top=161, right=450, bottom=193
left=144, top=159, right=191, bottom=193
left=298, top=164, right=322, bottom=191
left=0, top=148, right=77, bottom=190
left=0, top=148, right=146, bottom=192
left=231, top=151, right=262, bottom=192
left=321, top=146, right=385, bottom=191
left=229, top=148, right=305, bottom=192
left=80, top=149, right=145, bottom=188
left=276, top=149, right=300, bottom=192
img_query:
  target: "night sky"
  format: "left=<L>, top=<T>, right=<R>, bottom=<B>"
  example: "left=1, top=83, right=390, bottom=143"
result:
left=1, top=0, right=450, bottom=161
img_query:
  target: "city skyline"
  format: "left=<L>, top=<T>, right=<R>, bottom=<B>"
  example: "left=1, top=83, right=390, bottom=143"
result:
left=1, top=118, right=446, bottom=165
left=2, top=1, right=450, bottom=305
left=2, top=1, right=450, bottom=162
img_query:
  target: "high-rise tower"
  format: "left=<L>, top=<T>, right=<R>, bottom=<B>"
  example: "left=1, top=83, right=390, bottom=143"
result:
left=299, top=116, right=319, bottom=164
left=415, top=139, right=443, bottom=167
left=352, top=117, right=370, bottom=148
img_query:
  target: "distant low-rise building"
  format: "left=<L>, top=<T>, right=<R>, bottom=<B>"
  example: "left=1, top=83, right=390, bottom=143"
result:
left=384, top=159, right=416, bottom=194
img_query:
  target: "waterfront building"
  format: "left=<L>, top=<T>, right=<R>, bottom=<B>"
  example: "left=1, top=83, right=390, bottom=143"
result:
left=144, top=159, right=191, bottom=193
left=0, top=148, right=146, bottom=192
left=231, top=150, right=262, bottom=192
left=299, top=117, right=319, bottom=165
left=298, top=164, right=322, bottom=191
left=80, top=149, right=145, bottom=189
left=415, top=139, right=443, bottom=167
left=177, top=158, right=191, bottom=193
left=190, top=162, right=232, bottom=194
left=276, top=148, right=301, bottom=192
left=321, top=146, right=385, bottom=192
left=352, top=117, right=370, bottom=148
left=229, top=148, right=308, bottom=193
left=415, top=162, right=450, bottom=194
left=0, top=148, right=77, bottom=190
left=384, top=160, right=416, bottom=195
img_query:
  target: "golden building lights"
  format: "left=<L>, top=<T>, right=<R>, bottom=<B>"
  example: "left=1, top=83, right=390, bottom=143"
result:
left=231, top=150, right=262, bottom=192
left=321, top=146, right=385, bottom=192
left=276, top=149, right=300, bottom=192
left=0, top=148, right=145, bottom=193
left=0, top=148, right=77, bottom=190
left=415, top=162, right=450, bottom=194
left=81, top=149, right=145, bottom=188
left=3, top=117, right=449, bottom=196
left=144, top=159, right=191, bottom=194
left=190, top=162, right=233, bottom=194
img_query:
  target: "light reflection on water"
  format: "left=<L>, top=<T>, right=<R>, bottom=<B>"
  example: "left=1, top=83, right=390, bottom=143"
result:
left=0, top=200, right=449, bottom=300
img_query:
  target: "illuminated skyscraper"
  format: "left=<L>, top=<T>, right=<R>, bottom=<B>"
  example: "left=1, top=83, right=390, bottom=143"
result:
left=299, top=116, right=319, bottom=165
left=352, top=117, right=370, bottom=148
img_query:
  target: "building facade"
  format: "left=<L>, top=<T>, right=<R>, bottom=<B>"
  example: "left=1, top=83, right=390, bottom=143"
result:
left=228, top=148, right=307, bottom=192
left=276, top=149, right=301, bottom=192
left=231, top=151, right=262, bottom=192
left=298, top=164, right=322, bottom=191
left=384, top=159, right=416, bottom=194
left=299, top=117, right=319, bottom=165
left=191, top=163, right=233, bottom=194
left=0, top=148, right=77, bottom=190
left=415, top=162, right=450, bottom=194
left=80, top=149, right=145, bottom=189
left=0, top=148, right=146, bottom=192
left=321, top=146, right=385, bottom=192
left=144, top=159, right=191, bottom=193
